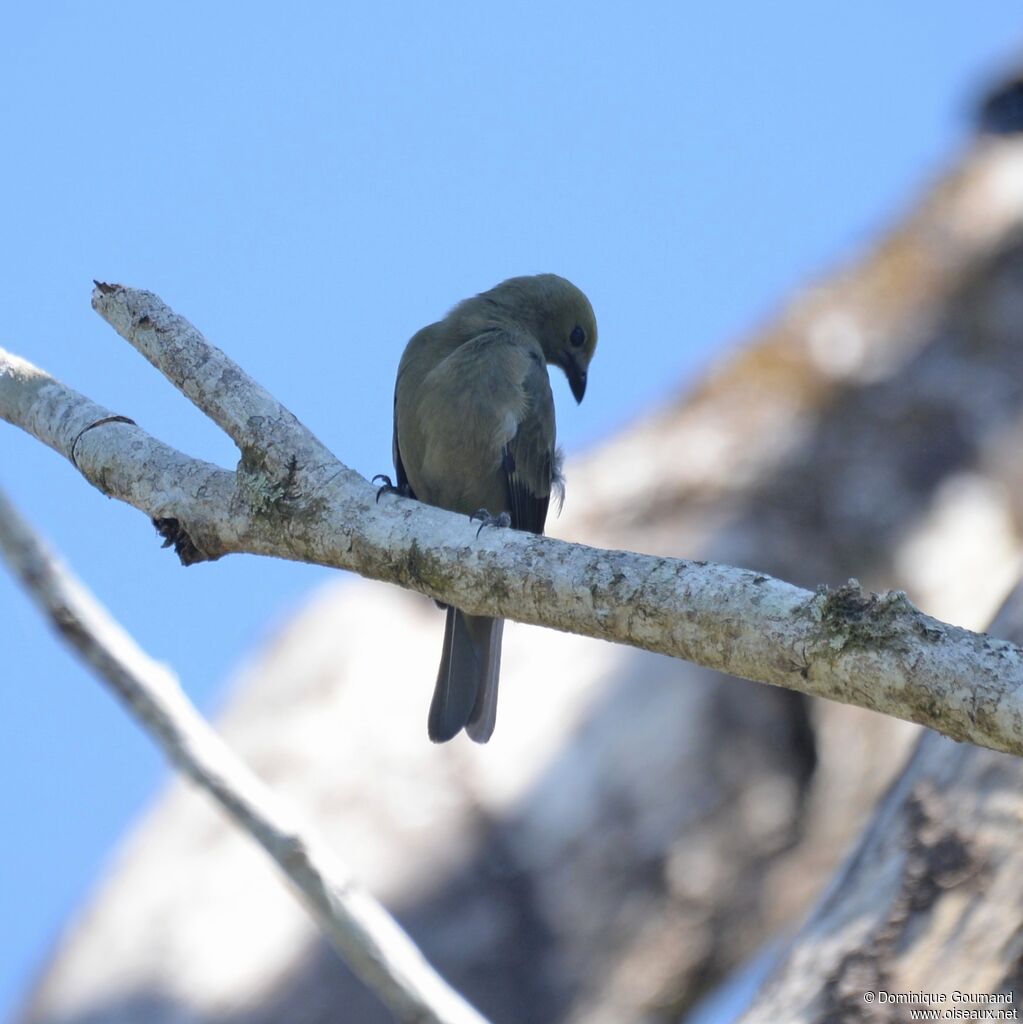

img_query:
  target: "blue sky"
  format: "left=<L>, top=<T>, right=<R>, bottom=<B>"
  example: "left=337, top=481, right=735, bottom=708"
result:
left=1, top=4, right=1020, bottom=1018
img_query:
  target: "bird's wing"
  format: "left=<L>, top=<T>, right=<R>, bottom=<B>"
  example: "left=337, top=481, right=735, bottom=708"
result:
left=391, top=387, right=416, bottom=498
left=407, top=329, right=555, bottom=524
left=502, top=348, right=557, bottom=534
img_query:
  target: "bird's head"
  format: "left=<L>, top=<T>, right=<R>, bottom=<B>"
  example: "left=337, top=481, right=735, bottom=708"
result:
left=484, top=273, right=598, bottom=403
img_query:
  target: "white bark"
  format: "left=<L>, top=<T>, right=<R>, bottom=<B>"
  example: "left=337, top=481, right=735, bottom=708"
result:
left=0, top=283, right=1022, bottom=758
left=0, top=485, right=490, bottom=1024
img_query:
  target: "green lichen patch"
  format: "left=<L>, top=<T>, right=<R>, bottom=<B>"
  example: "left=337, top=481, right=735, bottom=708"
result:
left=812, top=579, right=919, bottom=653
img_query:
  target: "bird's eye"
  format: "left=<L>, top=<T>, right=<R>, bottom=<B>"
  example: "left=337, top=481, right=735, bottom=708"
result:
left=570, top=325, right=586, bottom=348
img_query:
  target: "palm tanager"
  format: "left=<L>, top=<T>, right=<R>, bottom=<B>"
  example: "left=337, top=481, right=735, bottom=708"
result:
left=385, top=274, right=598, bottom=743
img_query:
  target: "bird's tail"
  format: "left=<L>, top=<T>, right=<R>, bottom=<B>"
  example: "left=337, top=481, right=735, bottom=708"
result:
left=428, top=609, right=503, bottom=744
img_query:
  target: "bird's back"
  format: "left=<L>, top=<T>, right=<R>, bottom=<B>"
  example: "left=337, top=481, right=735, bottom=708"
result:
left=393, top=321, right=556, bottom=525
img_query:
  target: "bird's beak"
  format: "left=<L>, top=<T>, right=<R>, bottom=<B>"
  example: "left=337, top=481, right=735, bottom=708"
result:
left=567, top=360, right=587, bottom=403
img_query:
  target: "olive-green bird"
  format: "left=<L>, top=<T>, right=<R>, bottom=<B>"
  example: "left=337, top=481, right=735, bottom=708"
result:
left=386, top=274, right=598, bottom=743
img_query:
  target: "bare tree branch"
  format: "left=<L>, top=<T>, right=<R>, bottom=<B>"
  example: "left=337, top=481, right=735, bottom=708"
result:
left=2, top=285, right=1023, bottom=758
left=91, top=280, right=336, bottom=479
left=0, top=484, right=490, bottom=1024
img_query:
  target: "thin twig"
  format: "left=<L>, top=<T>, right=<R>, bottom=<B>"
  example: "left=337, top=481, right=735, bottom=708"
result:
left=0, top=484, right=490, bottom=1024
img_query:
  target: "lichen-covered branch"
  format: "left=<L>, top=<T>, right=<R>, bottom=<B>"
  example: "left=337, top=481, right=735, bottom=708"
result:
left=0, top=348, right=244, bottom=559
left=0, top=485, right=490, bottom=1024
left=2, top=285, right=1023, bottom=758
left=91, top=281, right=337, bottom=481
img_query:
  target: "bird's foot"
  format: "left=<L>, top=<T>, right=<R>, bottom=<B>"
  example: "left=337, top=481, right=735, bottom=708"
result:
left=470, top=508, right=512, bottom=538
left=372, top=474, right=412, bottom=503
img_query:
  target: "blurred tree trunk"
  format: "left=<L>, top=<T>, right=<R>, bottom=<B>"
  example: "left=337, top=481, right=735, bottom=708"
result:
left=743, top=728, right=1023, bottom=1022
left=741, top=591, right=1023, bottom=1022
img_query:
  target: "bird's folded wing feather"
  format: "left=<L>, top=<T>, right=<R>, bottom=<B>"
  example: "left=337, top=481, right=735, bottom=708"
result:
left=502, top=351, right=556, bottom=534
left=408, top=330, right=557, bottom=525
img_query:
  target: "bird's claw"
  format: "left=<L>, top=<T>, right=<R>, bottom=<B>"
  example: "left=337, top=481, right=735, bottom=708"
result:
left=373, top=474, right=410, bottom=503
left=372, top=474, right=393, bottom=503
left=469, top=508, right=511, bottom=538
